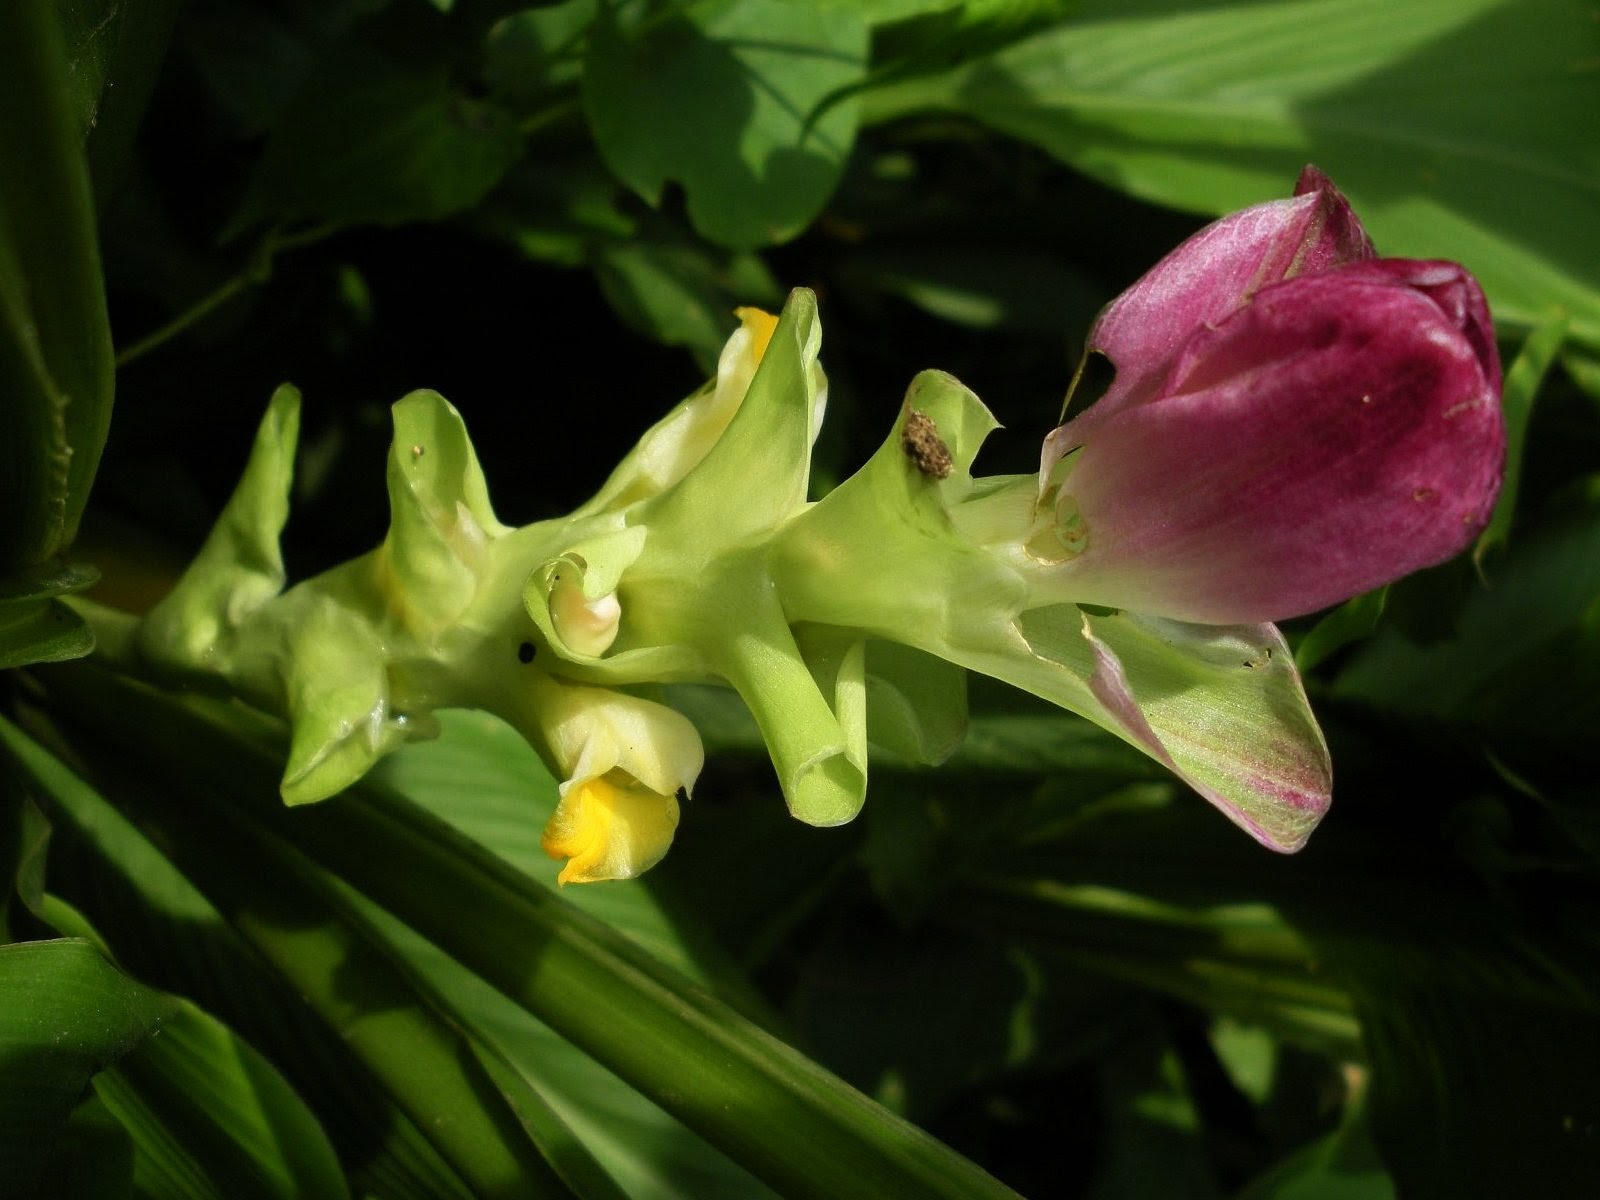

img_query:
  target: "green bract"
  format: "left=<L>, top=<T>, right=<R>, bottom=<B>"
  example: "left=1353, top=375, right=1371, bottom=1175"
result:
left=122, top=288, right=1330, bottom=883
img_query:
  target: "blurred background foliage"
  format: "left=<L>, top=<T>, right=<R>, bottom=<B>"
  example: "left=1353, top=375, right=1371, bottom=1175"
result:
left=3, top=0, right=1600, bottom=1196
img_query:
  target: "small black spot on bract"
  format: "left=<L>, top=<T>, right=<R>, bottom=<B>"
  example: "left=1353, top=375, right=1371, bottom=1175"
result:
left=517, top=641, right=537, bottom=664
left=902, top=410, right=954, bottom=479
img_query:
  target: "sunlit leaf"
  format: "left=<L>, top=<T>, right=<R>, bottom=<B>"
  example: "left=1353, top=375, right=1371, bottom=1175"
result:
left=865, top=0, right=1600, bottom=352
left=584, top=0, right=869, bottom=248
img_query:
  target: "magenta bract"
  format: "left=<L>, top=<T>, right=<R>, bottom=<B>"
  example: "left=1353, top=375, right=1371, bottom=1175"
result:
left=1041, top=171, right=1504, bottom=625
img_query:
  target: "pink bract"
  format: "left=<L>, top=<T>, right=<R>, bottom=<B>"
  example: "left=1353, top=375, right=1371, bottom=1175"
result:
left=1040, top=171, right=1504, bottom=626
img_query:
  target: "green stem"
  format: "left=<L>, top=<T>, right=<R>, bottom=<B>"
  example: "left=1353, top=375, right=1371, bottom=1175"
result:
left=114, top=224, right=339, bottom=368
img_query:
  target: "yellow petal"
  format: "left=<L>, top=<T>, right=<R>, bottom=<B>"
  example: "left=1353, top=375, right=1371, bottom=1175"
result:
left=733, top=306, right=779, bottom=365
left=541, top=772, right=680, bottom=885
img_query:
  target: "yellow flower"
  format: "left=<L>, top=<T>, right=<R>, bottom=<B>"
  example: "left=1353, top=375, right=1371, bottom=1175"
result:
left=578, top=306, right=813, bottom=515
left=533, top=680, right=704, bottom=884
left=541, top=772, right=681, bottom=886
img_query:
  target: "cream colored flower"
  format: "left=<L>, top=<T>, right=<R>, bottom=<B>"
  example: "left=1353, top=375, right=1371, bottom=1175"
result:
left=534, top=680, right=704, bottom=884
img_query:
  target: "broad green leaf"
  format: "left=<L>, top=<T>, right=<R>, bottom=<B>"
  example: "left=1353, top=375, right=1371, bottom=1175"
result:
left=0, top=939, right=173, bottom=1194
left=349, top=897, right=768, bottom=1200
left=865, top=0, right=1600, bottom=352
left=583, top=0, right=870, bottom=248
left=373, top=708, right=764, bottom=993
left=54, top=0, right=183, bottom=202
left=0, top=0, right=116, bottom=569
left=782, top=0, right=966, bottom=19
left=484, top=0, right=598, bottom=104
left=593, top=230, right=783, bottom=371
left=96, top=998, right=350, bottom=1200
left=0, top=777, right=51, bottom=940
left=231, top=42, right=524, bottom=233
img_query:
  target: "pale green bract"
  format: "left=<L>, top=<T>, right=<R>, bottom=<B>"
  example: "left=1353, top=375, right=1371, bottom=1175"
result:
left=122, top=289, right=1329, bottom=883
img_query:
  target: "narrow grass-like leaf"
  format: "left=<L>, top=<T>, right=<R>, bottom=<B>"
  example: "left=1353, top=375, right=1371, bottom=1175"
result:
left=43, top=735, right=579, bottom=1200
left=1474, top=312, right=1569, bottom=566
left=97, top=995, right=351, bottom=1200
left=37, top=890, right=350, bottom=1200
left=0, top=711, right=558, bottom=1200
left=1294, top=587, right=1388, bottom=674
left=38, top=661, right=1024, bottom=1200
left=948, top=880, right=1361, bottom=1059
left=0, top=562, right=101, bottom=668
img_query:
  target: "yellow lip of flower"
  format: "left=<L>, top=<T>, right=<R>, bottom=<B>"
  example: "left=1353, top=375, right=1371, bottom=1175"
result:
left=531, top=680, right=704, bottom=884
left=541, top=770, right=681, bottom=885
left=733, top=305, right=778, bottom=363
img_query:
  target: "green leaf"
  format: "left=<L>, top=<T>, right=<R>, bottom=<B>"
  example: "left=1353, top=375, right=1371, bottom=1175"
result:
left=947, top=881, right=1361, bottom=1059
left=54, top=0, right=183, bottom=203
left=0, top=939, right=173, bottom=1195
left=1, top=708, right=572, bottom=1200
left=1334, top=495, right=1600, bottom=749
left=866, top=0, right=1600, bottom=352
left=0, top=599, right=96, bottom=669
left=38, top=663, right=1023, bottom=1200
left=0, top=560, right=101, bottom=669
left=231, top=42, right=524, bottom=233
left=94, top=997, right=351, bottom=1200
left=31, top=1092, right=136, bottom=1200
left=584, top=0, right=869, bottom=248
left=371, top=704, right=790, bottom=1197
left=593, top=231, right=783, bottom=371
left=4, top=715, right=484, bottom=1200
left=1474, top=312, right=1569, bottom=566
left=1336, top=935, right=1600, bottom=1199
left=0, top=0, right=116, bottom=569
left=38, top=899, right=352, bottom=1200
left=1293, top=587, right=1388, bottom=674
left=1235, top=1104, right=1395, bottom=1200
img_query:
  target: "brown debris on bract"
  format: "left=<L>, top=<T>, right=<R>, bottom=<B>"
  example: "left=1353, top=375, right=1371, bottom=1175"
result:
left=902, top=409, right=954, bottom=479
